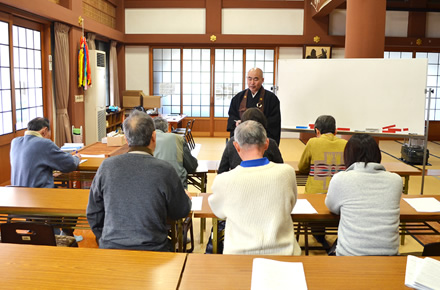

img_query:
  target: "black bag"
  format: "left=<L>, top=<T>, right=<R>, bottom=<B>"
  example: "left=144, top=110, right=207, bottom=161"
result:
left=205, top=220, right=225, bottom=254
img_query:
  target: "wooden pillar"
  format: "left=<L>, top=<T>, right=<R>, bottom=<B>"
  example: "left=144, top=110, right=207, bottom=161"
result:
left=345, top=0, right=386, bottom=58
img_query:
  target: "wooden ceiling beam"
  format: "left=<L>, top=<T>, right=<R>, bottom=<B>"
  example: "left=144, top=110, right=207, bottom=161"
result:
left=311, top=0, right=346, bottom=18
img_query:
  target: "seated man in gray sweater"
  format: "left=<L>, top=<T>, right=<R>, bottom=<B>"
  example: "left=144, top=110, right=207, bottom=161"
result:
left=87, top=110, right=192, bottom=251
left=153, top=117, right=198, bottom=189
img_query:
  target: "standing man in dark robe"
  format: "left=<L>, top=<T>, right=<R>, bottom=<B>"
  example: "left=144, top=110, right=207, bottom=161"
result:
left=227, top=67, right=281, bottom=145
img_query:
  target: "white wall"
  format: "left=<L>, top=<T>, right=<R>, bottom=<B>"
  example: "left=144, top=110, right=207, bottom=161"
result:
left=125, top=9, right=205, bottom=34
left=222, top=9, right=304, bottom=35
left=427, top=12, right=440, bottom=38
left=385, top=11, right=409, bottom=37
left=125, top=46, right=149, bottom=94
left=329, top=9, right=346, bottom=36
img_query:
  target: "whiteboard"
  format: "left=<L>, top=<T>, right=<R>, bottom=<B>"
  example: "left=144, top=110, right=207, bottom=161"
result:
left=277, top=58, right=428, bottom=135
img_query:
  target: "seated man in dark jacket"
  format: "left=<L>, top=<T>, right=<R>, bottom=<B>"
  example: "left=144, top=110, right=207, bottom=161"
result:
left=218, top=108, right=283, bottom=174
left=87, top=110, right=192, bottom=251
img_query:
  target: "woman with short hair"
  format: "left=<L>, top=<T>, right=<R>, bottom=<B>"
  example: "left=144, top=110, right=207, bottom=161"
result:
left=325, top=134, right=402, bottom=256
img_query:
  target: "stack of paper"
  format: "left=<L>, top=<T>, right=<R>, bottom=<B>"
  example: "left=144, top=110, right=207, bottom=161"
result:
left=405, top=255, right=440, bottom=289
left=251, top=258, right=308, bottom=290
left=291, top=199, right=318, bottom=214
left=403, top=198, right=440, bottom=212
left=191, top=196, right=203, bottom=211
left=61, top=143, right=84, bottom=153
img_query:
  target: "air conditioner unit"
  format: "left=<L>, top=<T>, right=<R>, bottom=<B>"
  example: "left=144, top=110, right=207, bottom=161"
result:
left=84, top=50, right=106, bottom=145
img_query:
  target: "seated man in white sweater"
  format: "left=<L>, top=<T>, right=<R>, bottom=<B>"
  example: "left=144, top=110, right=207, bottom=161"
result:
left=209, top=120, right=301, bottom=255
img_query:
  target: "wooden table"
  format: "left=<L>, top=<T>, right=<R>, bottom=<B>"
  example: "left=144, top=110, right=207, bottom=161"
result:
left=0, top=186, right=89, bottom=229
left=70, top=142, right=218, bottom=193
left=194, top=193, right=440, bottom=254
left=162, top=114, right=187, bottom=132
left=0, top=186, right=188, bottom=252
left=0, top=243, right=186, bottom=289
left=180, top=254, right=440, bottom=290
left=286, top=161, right=421, bottom=194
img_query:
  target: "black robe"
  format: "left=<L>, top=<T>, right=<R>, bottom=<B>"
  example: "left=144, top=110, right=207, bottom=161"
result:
left=227, top=86, right=281, bottom=144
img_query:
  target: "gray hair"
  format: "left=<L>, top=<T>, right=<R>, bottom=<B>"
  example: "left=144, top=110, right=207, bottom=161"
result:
left=153, top=116, right=168, bottom=132
left=123, top=110, right=155, bottom=146
left=234, top=120, right=267, bottom=148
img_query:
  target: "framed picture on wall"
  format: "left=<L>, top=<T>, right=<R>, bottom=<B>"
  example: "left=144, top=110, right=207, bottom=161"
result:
left=303, top=45, right=332, bottom=59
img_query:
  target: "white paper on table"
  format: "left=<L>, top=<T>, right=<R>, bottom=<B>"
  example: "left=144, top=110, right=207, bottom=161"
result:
left=291, top=199, right=318, bottom=214
left=79, top=159, right=88, bottom=164
left=80, top=154, right=106, bottom=158
left=191, top=196, right=203, bottom=211
left=191, top=144, right=201, bottom=158
left=405, top=255, right=440, bottom=289
left=251, top=258, right=308, bottom=290
left=403, top=198, right=440, bottom=212
left=414, top=257, right=440, bottom=290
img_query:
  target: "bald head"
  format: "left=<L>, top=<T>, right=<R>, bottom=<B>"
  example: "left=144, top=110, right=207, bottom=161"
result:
left=247, top=68, right=264, bottom=94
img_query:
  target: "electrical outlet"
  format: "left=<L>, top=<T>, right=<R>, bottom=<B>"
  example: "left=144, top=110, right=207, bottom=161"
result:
left=75, top=95, right=84, bottom=102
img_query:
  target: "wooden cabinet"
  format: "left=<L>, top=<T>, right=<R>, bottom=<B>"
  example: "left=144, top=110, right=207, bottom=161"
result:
left=106, top=109, right=125, bottom=133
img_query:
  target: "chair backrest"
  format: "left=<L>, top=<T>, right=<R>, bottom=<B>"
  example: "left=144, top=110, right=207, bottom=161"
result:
left=190, top=119, right=195, bottom=130
left=0, top=222, right=56, bottom=246
left=422, top=242, right=440, bottom=256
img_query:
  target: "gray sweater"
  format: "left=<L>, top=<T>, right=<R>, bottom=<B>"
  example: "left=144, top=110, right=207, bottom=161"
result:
left=10, top=134, right=79, bottom=188
left=87, top=151, right=191, bottom=252
left=325, top=162, right=402, bottom=256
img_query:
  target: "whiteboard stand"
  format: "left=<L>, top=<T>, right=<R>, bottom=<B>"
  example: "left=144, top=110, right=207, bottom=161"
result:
left=421, top=88, right=435, bottom=195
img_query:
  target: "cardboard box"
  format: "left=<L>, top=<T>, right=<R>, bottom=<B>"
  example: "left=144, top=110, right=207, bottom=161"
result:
left=107, top=134, right=126, bottom=147
left=122, top=90, right=144, bottom=108
left=143, top=95, right=161, bottom=109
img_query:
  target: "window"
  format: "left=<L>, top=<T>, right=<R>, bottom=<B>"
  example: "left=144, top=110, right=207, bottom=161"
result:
left=0, top=21, right=12, bottom=135
left=153, top=48, right=181, bottom=115
left=182, top=49, right=210, bottom=117
left=13, top=25, right=43, bottom=130
left=416, top=52, right=440, bottom=121
left=385, top=51, right=440, bottom=121
left=152, top=48, right=275, bottom=118
left=214, top=49, right=243, bottom=117
left=0, top=19, right=43, bottom=136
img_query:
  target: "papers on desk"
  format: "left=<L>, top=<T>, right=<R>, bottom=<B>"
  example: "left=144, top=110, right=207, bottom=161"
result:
left=251, top=258, right=308, bottom=290
left=191, top=196, right=203, bottom=211
left=405, top=255, right=440, bottom=290
left=61, top=143, right=84, bottom=153
left=403, top=198, right=440, bottom=212
left=79, top=159, right=88, bottom=164
left=292, top=199, right=318, bottom=214
left=80, top=154, right=106, bottom=158
left=191, top=144, right=201, bottom=158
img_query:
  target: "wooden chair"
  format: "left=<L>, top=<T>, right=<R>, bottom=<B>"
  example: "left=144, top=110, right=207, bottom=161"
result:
left=187, top=119, right=196, bottom=150
left=0, top=222, right=76, bottom=247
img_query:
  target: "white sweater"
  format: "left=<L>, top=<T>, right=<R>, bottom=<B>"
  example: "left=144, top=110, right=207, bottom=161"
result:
left=209, top=162, right=301, bottom=255
left=325, top=162, right=402, bottom=256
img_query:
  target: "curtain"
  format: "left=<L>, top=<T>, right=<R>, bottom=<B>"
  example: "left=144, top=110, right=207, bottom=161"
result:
left=53, top=22, right=72, bottom=146
left=109, top=40, right=120, bottom=107
left=86, top=32, right=96, bottom=50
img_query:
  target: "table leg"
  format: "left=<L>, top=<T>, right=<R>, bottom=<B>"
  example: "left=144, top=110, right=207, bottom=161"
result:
left=401, top=175, right=410, bottom=244
left=212, top=217, right=218, bottom=254
left=177, top=219, right=183, bottom=252
left=403, top=175, right=409, bottom=195
left=401, top=222, right=406, bottom=245
left=200, top=217, right=206, bottom=244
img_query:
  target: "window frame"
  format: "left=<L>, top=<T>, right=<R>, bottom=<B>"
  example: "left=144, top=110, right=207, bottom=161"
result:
left=0, top=13, right=49, bottom=145
left=150, top=46, right=277, bottom=119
